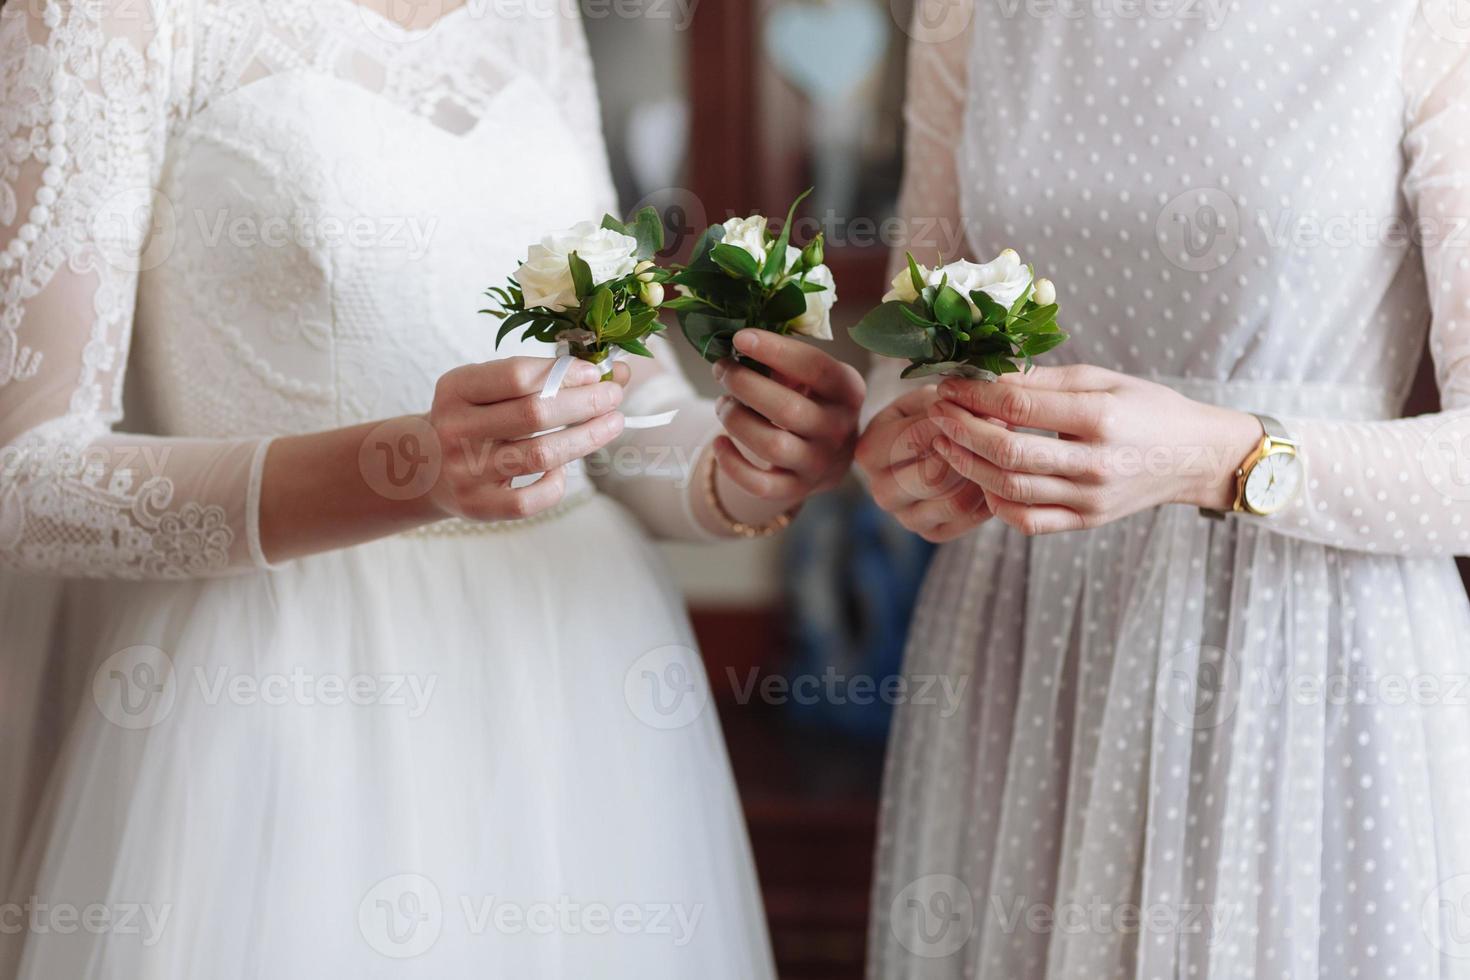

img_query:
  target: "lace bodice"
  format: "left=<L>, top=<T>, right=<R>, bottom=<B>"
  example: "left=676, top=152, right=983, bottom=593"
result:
left=0, top=0, right=712, bottom=578
left=881, top=0, right=1470, bottom=557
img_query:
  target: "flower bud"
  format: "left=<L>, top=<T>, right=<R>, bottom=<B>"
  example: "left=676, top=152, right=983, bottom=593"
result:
left=635, top=260, right=658, bottom=283
left=1033, top=278, right=1056, bottom=306
left=799, top=235, right=825, bottom=272
left=640, top=281, right=665, bottom=308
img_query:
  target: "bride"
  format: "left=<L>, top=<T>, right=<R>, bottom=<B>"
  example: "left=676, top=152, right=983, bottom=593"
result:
left=861, top=0, right=1470, bottom=976
left=0, top=0, right=865, bottom=976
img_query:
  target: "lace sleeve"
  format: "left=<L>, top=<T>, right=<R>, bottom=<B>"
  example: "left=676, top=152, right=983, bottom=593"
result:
left=1268, top=5, right=1470, bottom=557
left=0, top=1, right=273, bottom=579
left=863, top=0, right=975, bottom=429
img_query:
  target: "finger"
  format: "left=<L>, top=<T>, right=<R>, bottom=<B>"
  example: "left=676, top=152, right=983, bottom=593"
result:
left=731, top=330, right=867, bottom=408
left=866, top=385, right=943, bottom=429
left=716, top=396, right=821, bottom=476
left=609, top=361, right=632, bottom=387
left=933, top=437, right=1090, bottom=507
left=929, top=401, right=1094, bottom=478
left=489, top=412, right=626, bottom=479
left=888, top=450, right=969, bottom=503
left=441, top=357, right=603, bottom=406
left=497, top=466, right=569, bottom=520
left=857, top=413, right=943, bottom=476
left=987, top=497, right=1088, bottom=537
left=899, top=483, right=990, bottom=534
left=993, top=364, right=1114, bottom=392
left=711, top=436, right=804, bottom=500
left=714, top=360, right=832, bottom=437
left=476, top=380, right=625, bottom=439
left=936, top=377, right=1105, bottom=437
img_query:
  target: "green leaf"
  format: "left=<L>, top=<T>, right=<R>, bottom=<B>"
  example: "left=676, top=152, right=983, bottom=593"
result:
left=1008, top=269, right=1035, bottom=317
left=900, top=361, right=999, bottom=381
left=660, top=295, right=704, bottom=313
left=850, top=302, right=938, bottom=360
left=600, top=213, right=628, bottom=235
left=932, top=284, right=973, bottom=331
left=495, top=310, right=537, bottom=348
left=629, top=206, right=665, bottom=259
left=1019, top=331, right=1070, bottom=357
left=586, top=287, right=614, bottom=331
left=711, top=242, right=761, bottom=281
left=907, top=252, right=927, bottom=295
left=971, top=290, right=1009, bottom=324
left=798, top=280, right=829, bottom=293
left=681, top=312, right=745, bottom=363
left=899, top=305, right=938, bottom=328
left=763, top=281, right=807, bottom=324
left=618, top=337, right=655, bottom=358
left=603, top=308, right=633, bottom=340
left=568, top=252, right=594, bottom=300
left=761, top=187, right=812, bottom=284
left=1011, top=303, right=1060, bottom=333
left=686, top=224, right=726, bottom=271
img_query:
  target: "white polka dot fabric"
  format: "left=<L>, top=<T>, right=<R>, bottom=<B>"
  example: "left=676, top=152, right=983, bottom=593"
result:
left=868, top=1, right=1470, bottom=976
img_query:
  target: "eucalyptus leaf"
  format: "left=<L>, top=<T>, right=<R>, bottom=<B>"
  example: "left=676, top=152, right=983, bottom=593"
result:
left=711, top=242, right=762, bottom=281
left=850, top=302, right=938, bottom=360
left=763, top=281, right=807, bottom=324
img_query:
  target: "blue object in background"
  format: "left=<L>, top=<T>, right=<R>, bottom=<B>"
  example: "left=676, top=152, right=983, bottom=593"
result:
left=781, top=485, right=937, bottom=741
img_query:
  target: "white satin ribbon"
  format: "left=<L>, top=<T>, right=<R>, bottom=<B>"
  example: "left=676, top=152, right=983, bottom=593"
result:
left=539, top=342, right=678, bottom=430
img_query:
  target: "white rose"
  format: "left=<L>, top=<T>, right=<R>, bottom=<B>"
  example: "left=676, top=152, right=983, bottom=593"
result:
left=512, top=220, right=640, bottom=312
left=939, top=249, right=1033, bottom=317
left=721, top=215, right=770, bottom=266
left=1033, top=277, right=1056, bottom=306
left=882, top=263, right=938, bottom=304
left=788, top=263, right=837, bottom=340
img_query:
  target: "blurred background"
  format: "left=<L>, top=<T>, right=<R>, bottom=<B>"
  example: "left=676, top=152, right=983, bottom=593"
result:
left=580, top=2, right=1470, bottom=977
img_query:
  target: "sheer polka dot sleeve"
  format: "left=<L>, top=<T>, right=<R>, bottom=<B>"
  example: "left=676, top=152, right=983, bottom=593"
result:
left=863, top=0, right=975, bottom=429
left=1269, top=7, right=1470, bottom=557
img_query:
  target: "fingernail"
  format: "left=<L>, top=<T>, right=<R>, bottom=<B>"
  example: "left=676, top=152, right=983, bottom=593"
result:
left=712, top=360, right=728, bottom=381
left=733, top=330, right=757, bottom=353
left=937, top=381, right=959, bottom=400
left=715, top=395, right=732, bottom=416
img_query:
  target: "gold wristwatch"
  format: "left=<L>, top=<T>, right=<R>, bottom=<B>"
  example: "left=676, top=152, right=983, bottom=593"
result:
left=1201, top=414, right=1303, bottom=520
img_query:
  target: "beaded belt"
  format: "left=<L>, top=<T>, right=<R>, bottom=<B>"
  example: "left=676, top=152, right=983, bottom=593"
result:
left=401, top=488, right=596, bottom=539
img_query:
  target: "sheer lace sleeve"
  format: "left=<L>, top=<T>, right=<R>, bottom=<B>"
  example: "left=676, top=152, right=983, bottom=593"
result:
left=589, top=336, right=723, bottom=542
left=1268, top=6, right=1470, bottom=557
left=0, top=1, right=273, bottom=579
left=863, top=0, right=974, bottom=429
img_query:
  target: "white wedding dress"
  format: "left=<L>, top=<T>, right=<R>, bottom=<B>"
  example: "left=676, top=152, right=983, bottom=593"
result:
left=0, top=2, right=774, bottom=977
left=870, top=1, right=1470, bottom=977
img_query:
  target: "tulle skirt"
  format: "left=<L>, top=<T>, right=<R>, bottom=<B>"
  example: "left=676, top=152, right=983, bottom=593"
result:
left=869, top=504, right=1470, bottom=979
left=0, top=493, right=774, bottom=979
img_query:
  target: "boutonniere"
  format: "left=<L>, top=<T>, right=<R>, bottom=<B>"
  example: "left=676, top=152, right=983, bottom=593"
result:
left=850, top=249, right=1068, bottom=380
left=481, top=208, right=678, bottom=427
left=664, top=190, right=836, bottom=365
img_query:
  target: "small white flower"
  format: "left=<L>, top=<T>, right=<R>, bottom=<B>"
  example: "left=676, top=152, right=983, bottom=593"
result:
left=1033, top=277, right=1056, bottom=306
left=721, top=215, right=770, bottom=266
left=788, top=263, right=837, bottom=341
left=640, top=281, right=665, bottom=308
left=512, top=221, right=640, bottom=312
left=635, top=260, right=658, bottom=283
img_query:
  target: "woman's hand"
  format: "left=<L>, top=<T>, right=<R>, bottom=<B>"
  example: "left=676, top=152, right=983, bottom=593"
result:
left=854, top=386, right=992, bottom=543
left=926, top=364, right=1263, bottom=535
left=426, top=357, right=628, bottom=522
left=708, top=329, right=865, bottom=511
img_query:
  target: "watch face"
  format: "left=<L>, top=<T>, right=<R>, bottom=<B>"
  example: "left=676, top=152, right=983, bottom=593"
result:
left=1243, top=450, right=1302, bottom=515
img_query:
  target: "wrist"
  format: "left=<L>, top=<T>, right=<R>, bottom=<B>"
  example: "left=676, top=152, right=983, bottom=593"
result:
left=1184, top=406, right=1264, bottom=511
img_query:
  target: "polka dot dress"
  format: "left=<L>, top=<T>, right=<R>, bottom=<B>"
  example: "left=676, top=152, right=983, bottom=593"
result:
left=868, top=1, right=1470, bottom=977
